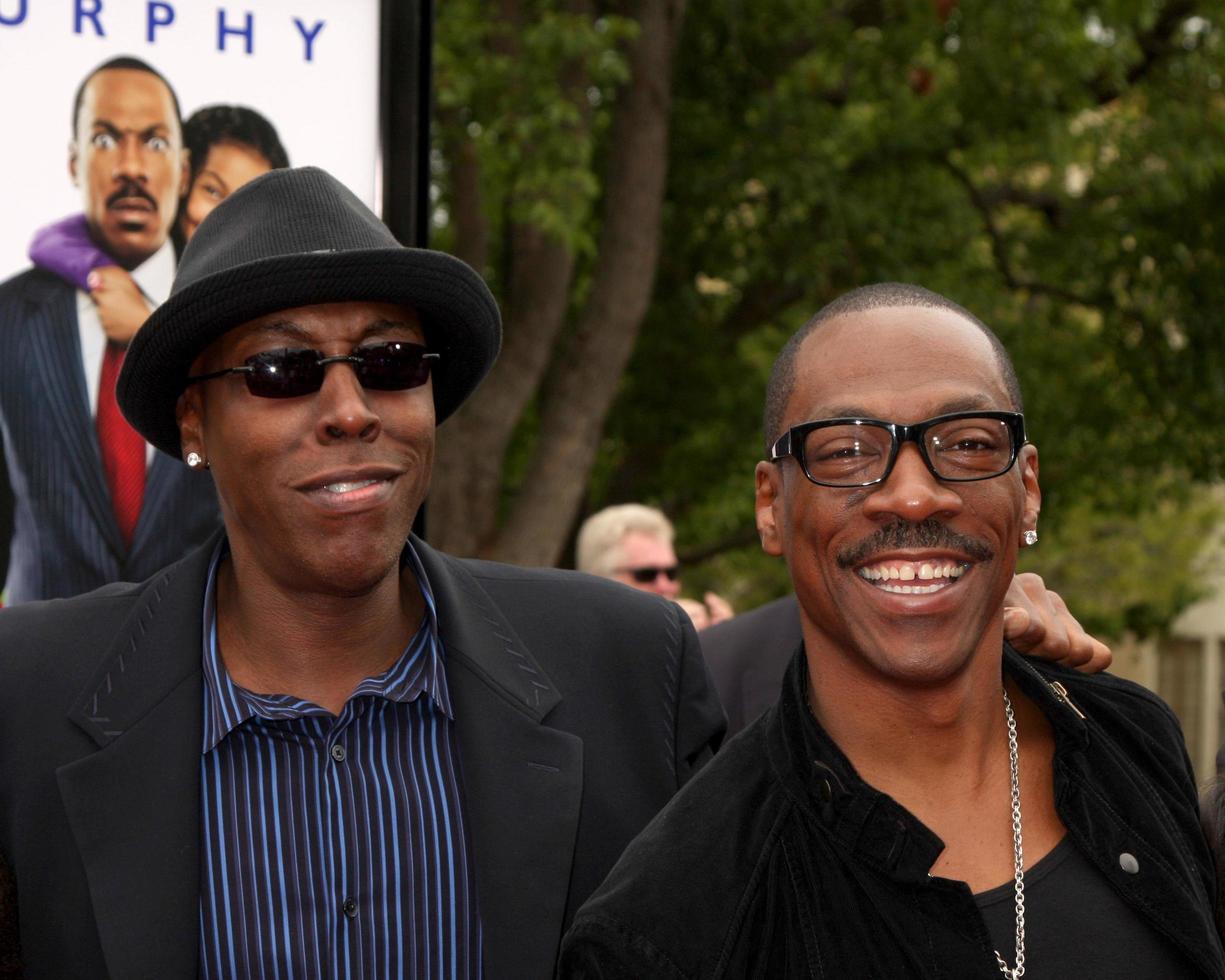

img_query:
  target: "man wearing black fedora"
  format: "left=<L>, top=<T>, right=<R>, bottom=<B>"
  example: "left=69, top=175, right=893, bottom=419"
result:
left=0, top=166, right=724, bottom=977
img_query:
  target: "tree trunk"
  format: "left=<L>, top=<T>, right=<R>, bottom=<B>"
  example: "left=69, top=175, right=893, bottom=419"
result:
left=429, top=227, right=578, bottom=555
left=427, top=0, right=595, bottom=557
left=492, top=0, right=686, bottom=566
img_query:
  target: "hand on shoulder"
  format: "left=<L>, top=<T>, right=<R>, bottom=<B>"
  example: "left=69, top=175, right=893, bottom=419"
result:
left=1004, top=572, right=1112, bottom=673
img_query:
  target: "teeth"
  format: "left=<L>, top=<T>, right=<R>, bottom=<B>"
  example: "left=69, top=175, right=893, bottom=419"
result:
left=323, top=479, right=378, bottom=494
left=879, top=582, right=945, bottom=595
left=857, top=561, right=970, bottom=588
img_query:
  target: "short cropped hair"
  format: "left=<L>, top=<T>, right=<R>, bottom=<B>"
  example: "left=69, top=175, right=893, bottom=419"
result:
left=183, top=104, right=290, bottom=184
left=762, top=283, right=1023, bottom=451
left=576, top=504, right=675, bottom=578
left=71, top=56, right=182, bottom=136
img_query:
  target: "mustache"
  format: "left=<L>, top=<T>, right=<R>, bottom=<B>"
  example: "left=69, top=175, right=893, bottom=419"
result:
left=106, top=179, right=158, bottom=210
left=836, top=519, right=995, bottom=568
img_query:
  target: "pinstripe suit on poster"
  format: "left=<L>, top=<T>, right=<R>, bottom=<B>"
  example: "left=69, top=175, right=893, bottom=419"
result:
left=0, top=267, right=219, bottom=603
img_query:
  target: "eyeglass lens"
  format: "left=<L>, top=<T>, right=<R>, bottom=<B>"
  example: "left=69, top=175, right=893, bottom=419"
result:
left=802, top=417, right=1015, bottom=486
left=628, top=565, right=680, bottom=584
left=244, top=342, right=434, bottom=398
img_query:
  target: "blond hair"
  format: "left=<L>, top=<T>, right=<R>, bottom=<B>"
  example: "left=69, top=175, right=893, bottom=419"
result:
left=576, top=504, right=675, bottom=578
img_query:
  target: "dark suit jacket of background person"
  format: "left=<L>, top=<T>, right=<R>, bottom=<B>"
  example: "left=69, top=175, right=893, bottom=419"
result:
left=0, top=529, right=725, bottom=978
left=699, top=594, right=800, bottom=735
left=0, top=268, right=219, bottom=602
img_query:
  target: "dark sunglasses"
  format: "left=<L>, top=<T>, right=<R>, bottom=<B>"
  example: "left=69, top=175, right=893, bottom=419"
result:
left=618, top=565, right=680, bottom=584
left=185, top=342, right=440, bottom=399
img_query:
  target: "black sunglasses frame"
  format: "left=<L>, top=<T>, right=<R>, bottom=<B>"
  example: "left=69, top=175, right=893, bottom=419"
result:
left=617, top=564, right=681, bottom=584
left=770, top=410, right=1028, bottom=488
left=185, top=341, right=440, bottom=399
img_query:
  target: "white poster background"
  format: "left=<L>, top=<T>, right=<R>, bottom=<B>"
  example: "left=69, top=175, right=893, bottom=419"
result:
left=0, top=0, right=382, bottom=277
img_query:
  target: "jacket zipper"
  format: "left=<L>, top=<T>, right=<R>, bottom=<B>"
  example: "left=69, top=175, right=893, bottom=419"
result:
left=1048, top=680, right=1087, bottom=720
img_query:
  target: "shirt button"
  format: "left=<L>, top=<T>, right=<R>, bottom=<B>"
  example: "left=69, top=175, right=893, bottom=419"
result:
left=342, top=897, right=358, bottom=919
left=330, top=744, right=346, bottom=763
left=1119, top=852, right=1140, bottom=874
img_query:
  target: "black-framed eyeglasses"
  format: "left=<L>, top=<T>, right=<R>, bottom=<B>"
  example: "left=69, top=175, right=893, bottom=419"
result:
left=769, top=411, right=1027, bottom=488
left=617, top=564, right=681, bottom=584
left=185, top=342, right=440, bottom=399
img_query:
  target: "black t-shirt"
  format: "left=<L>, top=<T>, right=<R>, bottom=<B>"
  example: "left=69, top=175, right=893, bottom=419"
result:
left=976, top=835, right=1196, bottom=978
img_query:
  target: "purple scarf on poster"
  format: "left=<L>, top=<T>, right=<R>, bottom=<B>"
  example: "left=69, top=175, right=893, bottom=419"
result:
left=28, top=213, right=115, bottom=291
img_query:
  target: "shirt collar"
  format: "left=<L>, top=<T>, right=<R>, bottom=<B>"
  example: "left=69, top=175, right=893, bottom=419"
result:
left=767, top=646, right=1090, bottom=883
left=200, top=535, right=453, bottom=754
left=767, top=651, right=947, bottom=881
left=129, top=239, right=175, bottom=306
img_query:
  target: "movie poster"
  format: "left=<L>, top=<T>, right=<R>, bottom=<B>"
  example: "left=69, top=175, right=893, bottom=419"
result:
left=0, top=0, right=383, bottom=277
left=0, top=0, right=394, bottom=604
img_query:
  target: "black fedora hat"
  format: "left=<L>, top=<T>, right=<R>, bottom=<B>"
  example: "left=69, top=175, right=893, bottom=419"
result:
left=118, top=166, right=501, bottom=458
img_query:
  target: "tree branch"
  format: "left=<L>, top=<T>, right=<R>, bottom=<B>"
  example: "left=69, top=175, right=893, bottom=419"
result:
left=1090, top=0, right=1199, bottom=104
left=942, top=158, right=1190, bottom=415
left=678, top=525, right=760, bottom=565
left=974, top=184, right=1064, bottom=227
left=943, top=158, right=1096, bottom=307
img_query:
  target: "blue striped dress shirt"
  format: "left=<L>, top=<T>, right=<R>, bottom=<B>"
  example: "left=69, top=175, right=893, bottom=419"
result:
left=199, top=540, right=481, bottom=978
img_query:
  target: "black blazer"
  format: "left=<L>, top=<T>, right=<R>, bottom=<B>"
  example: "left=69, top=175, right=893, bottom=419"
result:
left=699, top=595, right=800, bottom=736
left=0, top=268, right=219, bottom=603
left=0, top=532, right=725, bottom=978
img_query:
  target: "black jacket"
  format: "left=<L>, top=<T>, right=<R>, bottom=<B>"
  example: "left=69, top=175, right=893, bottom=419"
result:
left=561, top=647, right=1225, bottom=978
left=0, top=531, right=725, bottom=978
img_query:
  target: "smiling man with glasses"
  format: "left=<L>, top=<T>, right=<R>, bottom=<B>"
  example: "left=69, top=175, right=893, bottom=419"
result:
left=562, top=283, right=1224, bottom=978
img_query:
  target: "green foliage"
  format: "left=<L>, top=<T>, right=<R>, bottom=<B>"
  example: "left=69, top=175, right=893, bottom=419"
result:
left=436, top=0, right=1225, bottom=634
left=602, top=0, right=1225, bottom=632
left=1020, top=478, right=1223, bottom=637
left=434, top=0, right=637, bottom=260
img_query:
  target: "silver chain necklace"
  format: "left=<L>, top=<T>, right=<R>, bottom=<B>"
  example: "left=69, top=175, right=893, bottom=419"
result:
left=994, top=689, right=1026, bottom=979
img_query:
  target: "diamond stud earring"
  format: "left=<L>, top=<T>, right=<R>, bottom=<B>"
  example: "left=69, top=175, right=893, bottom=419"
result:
left=1022, top=529, right=1038, bottom=547
left=186, top=452, right=204, bottom=469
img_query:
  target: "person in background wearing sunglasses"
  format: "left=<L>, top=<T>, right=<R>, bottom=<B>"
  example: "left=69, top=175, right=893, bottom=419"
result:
left=0, top=166, right=726, bottom=978
left=576, top=503, right=734, bottom=630
left=561, top=283, right=1224, bottom=978
left=0, top=56, right=220, bottom=605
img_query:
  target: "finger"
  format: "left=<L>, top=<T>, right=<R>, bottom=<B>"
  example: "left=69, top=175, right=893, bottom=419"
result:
left=1084, top=638, right=1113, bottom=673
left=1003, top=604, right=1066, bottom=658
left=704, top=592, right=734, bottom=623
left=1068, top=635, right=1113, bottom=674
left=1036, top=589, right=1111, bottom=670
left=675, top=598, right=710, bottom=631
left=1003, top=606, right=1025, bottom=632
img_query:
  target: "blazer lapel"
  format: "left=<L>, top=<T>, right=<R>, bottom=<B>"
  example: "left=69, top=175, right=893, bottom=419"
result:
left=56, top=539, right=215, bottom=978
left=24, top=278, right=124, bottom=557
left=415, top=538, right=584, bottom=979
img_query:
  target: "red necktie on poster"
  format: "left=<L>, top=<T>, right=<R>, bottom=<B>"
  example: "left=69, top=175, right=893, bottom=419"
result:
left=96, top=342, right=145, bottom=547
